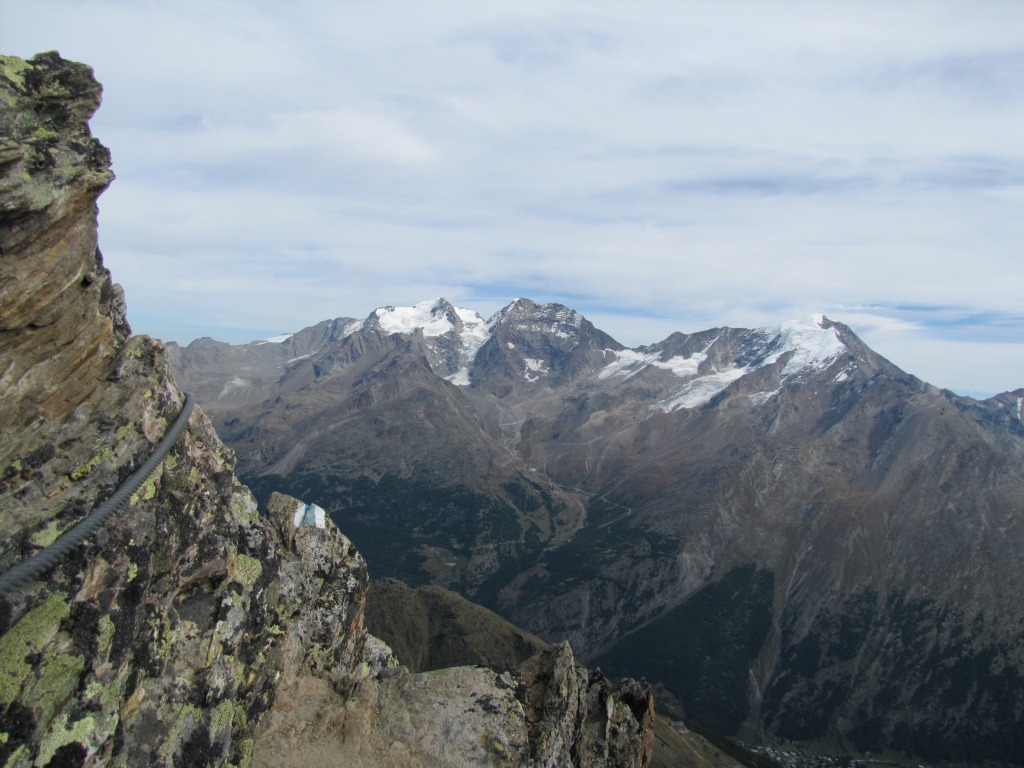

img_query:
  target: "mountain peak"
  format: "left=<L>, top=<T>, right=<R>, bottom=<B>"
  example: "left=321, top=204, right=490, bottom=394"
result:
left=492, top=298, right=583, bottom=327
left=367, top=297, right=460, bottom=337
left=760, top=314, right=846, bottom=378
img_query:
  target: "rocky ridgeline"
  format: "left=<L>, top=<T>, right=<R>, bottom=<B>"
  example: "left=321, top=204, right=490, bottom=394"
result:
left=0, top=53, right=654, bottom=767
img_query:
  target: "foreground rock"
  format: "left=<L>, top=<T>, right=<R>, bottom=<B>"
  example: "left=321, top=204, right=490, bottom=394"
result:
left=253, top=639, right=653, bottom=768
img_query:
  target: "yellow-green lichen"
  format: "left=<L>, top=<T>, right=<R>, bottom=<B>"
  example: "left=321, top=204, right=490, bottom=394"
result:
left=10, top=459, right=22, bottom=473
left=231, top=490, right=259, bottom=525
left=97, top=614, right=115, bottom=656
left=232, top=737, right=254, bottom=768
left=163, top=453, right=178, bottom=471
left=210, top=699, right=235, bottom=735
left=115, top=422, right=135, bottom=442
left=69, top=446, right=113, bottom=481
left=130, top=477, right=158, bottom=506
left=231, top=554, right=262, bottom=587
left=0, top=594, right=69, bottom=707
left=87, top=663, right=131, bottom=716
left=206, top=622, right=226, bottom=665
left=0, top=54, right=29, bottom=90
left=31, top=126, right=58, bottom=142
left=144, top=609, right=176, bottom=661
left=161, top=704, right=202, bottom=765
left=2, top=743, right=31, bottom=768
left=30, top=519, right=66, bottom=548
left=158, top=620, right=176, bottom=661
left=35, top=714, right=96, bottom=767
left=232, top=703, right=248, bottom=733
left=27, top=651, right=85, bottom=726
left=127, top=561, right=138, bottom=582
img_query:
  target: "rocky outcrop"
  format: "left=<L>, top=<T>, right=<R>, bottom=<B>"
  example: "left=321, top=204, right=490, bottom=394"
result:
left=520, top=643, right=654, bottom=768
left=0, top=52, right=652, bottom=768
left=0, top=53, right=370, bottom=764
left=252, top=639, right=653, bottom=768
left=0, top=50, right=131, bottom=569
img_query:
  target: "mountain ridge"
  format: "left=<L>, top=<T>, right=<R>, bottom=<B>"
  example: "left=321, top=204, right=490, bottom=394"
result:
left=170, top=296, right=1024, bottom=764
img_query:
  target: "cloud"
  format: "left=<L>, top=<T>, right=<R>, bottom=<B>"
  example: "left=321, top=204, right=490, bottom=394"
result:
left=3, top=0, right=1023, bottom=397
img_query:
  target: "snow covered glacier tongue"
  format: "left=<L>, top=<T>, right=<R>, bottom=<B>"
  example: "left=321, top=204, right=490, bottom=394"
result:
left=595, top=314, right=848, bottom=412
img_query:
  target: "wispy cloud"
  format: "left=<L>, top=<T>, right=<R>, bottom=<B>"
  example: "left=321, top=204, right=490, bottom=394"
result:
left=3, top=0, right=1022, bottom=396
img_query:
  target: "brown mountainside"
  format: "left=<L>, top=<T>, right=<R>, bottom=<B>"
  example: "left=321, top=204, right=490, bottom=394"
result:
left=172, top=294, right=1024, bottom=765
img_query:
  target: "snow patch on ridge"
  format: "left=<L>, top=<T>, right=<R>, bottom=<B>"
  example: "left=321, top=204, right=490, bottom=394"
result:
left=257, top=333, right=294, bottom=345
left=447, top=305, right=492, bottom=386
left=455, top=305, right=491, bottom=361
left=598, top=350, right=661, bottom=380
left=524, top=358, right=548, bottom=382
left=749, top=389, right=780, bottom=406
left=358, top=300, right=493, bottom=386
left=654, top=353, right=706, bottom=378
left=372, top=299, right=454, bottom=337
left=657, top=367, right=747, bottom=411
left=761, top=316, right=845, bottom=377
left=653, top=315, right=844, bottom=412
left=599, top=336, right=715, bottom=382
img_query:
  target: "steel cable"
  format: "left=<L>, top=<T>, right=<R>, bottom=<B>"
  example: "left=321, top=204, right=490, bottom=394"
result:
left=0, top=392, right=195, bottom=600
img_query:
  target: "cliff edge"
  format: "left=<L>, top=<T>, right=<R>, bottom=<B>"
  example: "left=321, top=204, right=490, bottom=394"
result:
left=0, top=52, right=653, bottom=768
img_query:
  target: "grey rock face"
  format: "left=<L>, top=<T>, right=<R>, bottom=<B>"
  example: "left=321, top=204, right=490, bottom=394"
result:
left=252, top=640, right=653, bottom=768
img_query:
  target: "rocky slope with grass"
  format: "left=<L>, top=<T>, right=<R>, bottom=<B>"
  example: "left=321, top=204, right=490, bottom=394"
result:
left=0, top=52, right=654, bottom=768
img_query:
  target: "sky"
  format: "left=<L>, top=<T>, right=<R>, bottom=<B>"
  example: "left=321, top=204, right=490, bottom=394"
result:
left=3, top=1, right=1023, bottom=398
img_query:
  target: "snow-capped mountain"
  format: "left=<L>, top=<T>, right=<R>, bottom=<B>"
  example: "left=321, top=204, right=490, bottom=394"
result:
left=173, top=298, right=861, bottom=412
left=168, top=298, right=1024, bottom=765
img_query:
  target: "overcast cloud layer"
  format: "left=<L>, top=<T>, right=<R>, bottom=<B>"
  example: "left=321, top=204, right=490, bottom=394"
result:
left=3, top=1, right=1023, bottom=398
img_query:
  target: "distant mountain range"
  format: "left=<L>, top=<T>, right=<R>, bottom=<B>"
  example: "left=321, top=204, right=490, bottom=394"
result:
left=168, top=297, right=1024, bottom=765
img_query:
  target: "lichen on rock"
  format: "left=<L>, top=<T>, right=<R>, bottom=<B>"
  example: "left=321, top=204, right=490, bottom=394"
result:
left=0, top=51, right=369, bottom=768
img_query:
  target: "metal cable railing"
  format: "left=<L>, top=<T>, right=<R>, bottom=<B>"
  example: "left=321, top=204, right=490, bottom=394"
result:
left=0, top=392, right=195, bottom=600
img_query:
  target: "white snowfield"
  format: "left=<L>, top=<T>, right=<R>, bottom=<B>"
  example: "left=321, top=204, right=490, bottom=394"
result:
left=256, top=332, right=295, bottom=345
left=657, top=367, right=750, bottom=411
left=651, top=316, right=846, bottom=412
left=372, top=299, right=462, bottom=337
left=257, top=302, right=846, bottom=409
